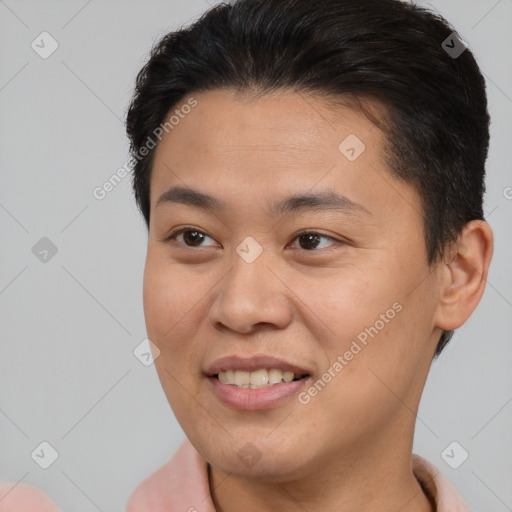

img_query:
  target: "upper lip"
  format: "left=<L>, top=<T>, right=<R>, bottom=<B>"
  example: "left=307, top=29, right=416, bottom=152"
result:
left=204, top=355, right=312, bottom=377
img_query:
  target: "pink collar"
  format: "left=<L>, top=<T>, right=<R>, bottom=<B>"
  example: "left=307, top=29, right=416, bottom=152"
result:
left=126, top=439, right=472, bottom=511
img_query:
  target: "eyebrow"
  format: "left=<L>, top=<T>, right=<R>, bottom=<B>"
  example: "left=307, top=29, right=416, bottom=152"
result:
left=156, top=185, right=371, bottom=217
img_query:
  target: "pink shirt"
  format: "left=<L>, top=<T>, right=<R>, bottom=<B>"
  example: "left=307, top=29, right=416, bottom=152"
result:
left=0, top=482, right=59, bottom=512
left=126, top=439, right=472, bottom=512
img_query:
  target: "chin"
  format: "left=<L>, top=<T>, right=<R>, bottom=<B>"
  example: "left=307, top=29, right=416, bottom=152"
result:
left=194, top=432, right=317, bottom=481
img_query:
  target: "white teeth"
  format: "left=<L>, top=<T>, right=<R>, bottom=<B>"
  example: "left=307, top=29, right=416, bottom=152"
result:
left=217, top=368, right=304, bottom=388
left=282, top=371, right=294, bottom=383
left=268, top=368, right=283, bottom=384
left=250, top=369, right=268, bottom=386
left=235, top=371, right=250, bottom=386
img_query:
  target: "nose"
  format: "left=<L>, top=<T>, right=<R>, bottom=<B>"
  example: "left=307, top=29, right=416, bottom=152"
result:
left=208, top=247, right=293, bottom=334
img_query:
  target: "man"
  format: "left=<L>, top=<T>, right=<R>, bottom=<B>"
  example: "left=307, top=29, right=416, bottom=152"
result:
left=125, top=0, right=493, bottom=510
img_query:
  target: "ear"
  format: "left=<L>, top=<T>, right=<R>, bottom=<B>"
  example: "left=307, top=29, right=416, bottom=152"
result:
left=433, top=220, right=494, bottom=331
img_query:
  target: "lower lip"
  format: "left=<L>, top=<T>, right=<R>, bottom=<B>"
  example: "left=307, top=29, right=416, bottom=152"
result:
left=207, top=376, right=310, bottom=410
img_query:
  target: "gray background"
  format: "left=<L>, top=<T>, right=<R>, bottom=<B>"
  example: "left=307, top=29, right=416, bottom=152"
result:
left=0, top=0, right=510, bottom=510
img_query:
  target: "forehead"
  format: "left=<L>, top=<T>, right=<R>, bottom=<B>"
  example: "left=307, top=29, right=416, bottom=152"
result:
left=154, top=89, right=385, bottom=164
left=149, top=89, right=420, bottom=223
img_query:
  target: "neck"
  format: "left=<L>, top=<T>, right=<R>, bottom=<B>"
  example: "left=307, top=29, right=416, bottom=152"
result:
left=209, top=430, right=435, bottom=512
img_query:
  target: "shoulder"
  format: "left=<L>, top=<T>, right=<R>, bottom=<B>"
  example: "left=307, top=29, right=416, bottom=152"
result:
left=126, top=439, right=210, bottom=512
left=0, top=482, right=59, bottom=511
left=412, top=454, right=472, bottom=512
left=125, top=459, right=175, bottom=512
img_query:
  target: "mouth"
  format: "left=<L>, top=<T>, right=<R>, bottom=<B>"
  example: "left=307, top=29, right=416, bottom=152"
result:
left=204, top=355, right=312, bottom=409
left=204, top=355, right=312, bottom=384
left=215, top=368, right=310, bottom=389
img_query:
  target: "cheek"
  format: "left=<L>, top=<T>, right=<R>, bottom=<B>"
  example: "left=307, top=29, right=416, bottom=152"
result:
left=142, top=251, right=205, bottom=373
left=143, top=252, right=206, bottom=419
left=310, top=268, right=395, bottom=348
left=143, top=250, right=197, bottom=334
left=311, top=257, right=433, bottom=384
left=316, top=276, right=436, bottom=423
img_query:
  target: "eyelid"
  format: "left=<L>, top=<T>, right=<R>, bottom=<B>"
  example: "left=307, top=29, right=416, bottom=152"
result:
left=292, top=229, right=338, bottom=241
left=161, top=226, right=348, bottom=251
left=288, top=229, right=343, bottom=250
left=162, top=226, right=220, bottom=247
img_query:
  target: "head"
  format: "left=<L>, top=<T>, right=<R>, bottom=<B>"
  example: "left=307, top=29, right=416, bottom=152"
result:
left=126, top=0, right=493, bottom=482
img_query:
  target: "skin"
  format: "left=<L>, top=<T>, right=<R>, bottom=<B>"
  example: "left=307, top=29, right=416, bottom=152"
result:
left=143, top=89, right=493, bottom=511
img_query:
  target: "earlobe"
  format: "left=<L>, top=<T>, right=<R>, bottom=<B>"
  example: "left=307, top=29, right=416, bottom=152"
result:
left=434, top=220, right=494, bottom=331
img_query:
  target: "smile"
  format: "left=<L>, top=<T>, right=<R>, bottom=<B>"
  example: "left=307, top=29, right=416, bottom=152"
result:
left=217, top=368, right=309, bottom=389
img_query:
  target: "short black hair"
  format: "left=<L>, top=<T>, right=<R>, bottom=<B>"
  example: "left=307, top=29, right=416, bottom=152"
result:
left=126, top=0, right=490, bottom=357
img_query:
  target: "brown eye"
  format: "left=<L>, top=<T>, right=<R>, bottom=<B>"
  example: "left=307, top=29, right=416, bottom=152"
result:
left=182, top=230, right=206, bottom=246
left=291, top=232, right=337, bottom=251
left=167, top=227, right=217, bottom=248
left=297, top=233, right=322, bottom=250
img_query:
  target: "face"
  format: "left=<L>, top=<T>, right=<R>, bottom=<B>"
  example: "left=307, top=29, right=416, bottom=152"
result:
left=143, top=89, right=443, bottom=481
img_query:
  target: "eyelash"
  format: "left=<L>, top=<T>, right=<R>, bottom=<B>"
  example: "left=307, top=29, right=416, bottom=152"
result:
left=163, top=226, right=343, bottom=252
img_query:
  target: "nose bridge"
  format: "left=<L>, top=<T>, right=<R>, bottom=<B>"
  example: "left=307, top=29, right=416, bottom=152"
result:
left=209, top=242, right=292, bottom=332
left=230, top=243, right=269, bottom=294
